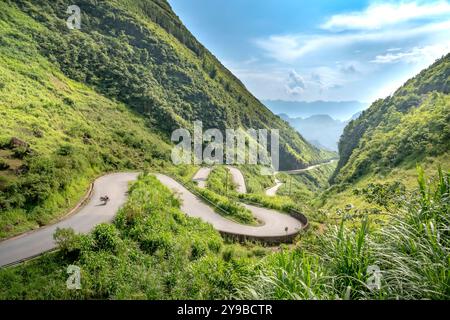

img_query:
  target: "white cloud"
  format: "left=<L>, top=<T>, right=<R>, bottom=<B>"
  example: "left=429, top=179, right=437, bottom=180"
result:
left=286, top=70, right=306, bottom=95
left=311, top=67, right=349, bottom=91
left=255, top=20, right=450, bottom=63
left=244, top=1, right=450, bottom=101
left=340, top=64, right=358, bottom=74
left=321, top=1, right=450, bottom=31
left=371, top=44, right=450, bottom=64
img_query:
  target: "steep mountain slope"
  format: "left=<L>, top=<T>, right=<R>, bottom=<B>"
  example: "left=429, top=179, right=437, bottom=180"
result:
left=0, top=2, right=173, bottom=237
left=10, top=0, right=332, bottom=169
left=332, top=54, right=450, bottom=184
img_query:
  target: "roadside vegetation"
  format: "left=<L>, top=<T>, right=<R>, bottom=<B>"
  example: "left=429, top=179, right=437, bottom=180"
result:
left=0, top=0, right=331, bottom=239
left=237, top=165, right=274, bottom=194
left=195, top=188, right=257, bottom=225
left=206, top=166, right=237, bottom=195
left=202, top=166, right=257, bottom=225
left=0, top=0, right=448, bottom=301
left=277, top=161, right=337, bottom=200
left=165, top=165, right=257, bottom=225
left=237, top=193, right=305, bottom=215
left=237, top=168, right=450, bottom=300
left=0, top=6, right=171, bottom=238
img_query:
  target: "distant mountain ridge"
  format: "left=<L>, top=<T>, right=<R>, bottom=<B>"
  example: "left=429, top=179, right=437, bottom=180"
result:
left=264, top=100, right=367, bottom=121
left=278, top=113, right=361, bottom=152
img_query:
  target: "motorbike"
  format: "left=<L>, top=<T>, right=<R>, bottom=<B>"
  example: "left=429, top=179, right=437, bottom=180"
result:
left=100, top=196, right=110, bottom=205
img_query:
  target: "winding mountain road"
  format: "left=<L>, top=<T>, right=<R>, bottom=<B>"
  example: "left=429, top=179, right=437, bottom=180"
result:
left=265, top=179, right=283, bottom=197
left=156, top=174, right=302, bottom=239
left=0, top=172, right=139, bottom=267
left=264, top=159, right=338, bottom=196
left=226, top=166, right=247, bottom=194
left=280, top=159, right=337, bottom=174
left=192, top=167, right=212, bottom=189
left=0, top=165, right=310, bottom=267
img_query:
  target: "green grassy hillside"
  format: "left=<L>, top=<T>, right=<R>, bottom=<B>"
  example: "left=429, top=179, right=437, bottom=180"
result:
left=0, top=1, right=174, bottom=237
left=10, top=0, right=333, bottom=170
left=0, top=0, right=448, bottom=302
left=333, top=54, right=450, bottom=184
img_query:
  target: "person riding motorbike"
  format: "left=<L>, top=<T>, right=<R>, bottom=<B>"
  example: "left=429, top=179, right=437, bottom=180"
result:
left=100, top=195, right=110, bottom=205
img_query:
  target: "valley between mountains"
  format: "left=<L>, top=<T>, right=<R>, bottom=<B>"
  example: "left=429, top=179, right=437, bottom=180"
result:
left=0, top=0, right=448, bottom=300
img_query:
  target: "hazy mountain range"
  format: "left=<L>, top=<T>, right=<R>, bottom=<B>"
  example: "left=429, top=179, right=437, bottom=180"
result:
left=278, top=112, right=362, bottom=151
left=263, top=100, right=367, bottom=121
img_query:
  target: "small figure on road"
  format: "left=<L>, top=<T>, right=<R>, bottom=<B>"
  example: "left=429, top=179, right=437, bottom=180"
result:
left=100, top=195, right=110, bottom=205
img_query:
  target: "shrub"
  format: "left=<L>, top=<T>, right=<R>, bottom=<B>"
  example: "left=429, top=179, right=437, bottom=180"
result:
left=196, top=188, right=256, bottom=225
left=12, top=146, right=28, bottom=159
left=317, top=217, right=372, bottom=298
left=92, top=224, right=120, bottom=253
left=238, top=168, right=450, bottom=300
left=370, top=167, right=450, bottom=299
left=191, top=240, right=207, bottom=260
left=139, top=232, right=173, bottom=256
left=53, top=227, right=82, bottom=260
left=207, top=238, right=222, bottom=254
left=57, top=145, right=74, bottom=156
left=0, top=158, right=9, bottom=170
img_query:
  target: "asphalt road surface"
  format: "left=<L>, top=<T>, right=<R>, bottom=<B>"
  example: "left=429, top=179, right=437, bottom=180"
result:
left=226, top=166, right=247, bottom=194
left=192, top=167, right=212, bottom=189
left=0, top=168, right=307, bottom=267
left=156, top=174, right=303, bottom=238
left=265, top=179, right=283, bottom=196
left=0, top=172, right=139, bottom=267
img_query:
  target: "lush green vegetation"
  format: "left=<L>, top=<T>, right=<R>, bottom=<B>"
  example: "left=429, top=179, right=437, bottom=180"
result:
left=9, top=0, right=333, bottom=171
left=238, top=168, right=450, bottom=299
left=277, top=161, right=337, bottom=200
left=165, top=165, right=257, bottom=225
left=157, top=163, right=199, bottom=185
left=237, top=193, right=305, bottom=215
left=321, top=54, right=450, bottom=229
left=1, top=169, right=447, bottom=300
left=237, top=165, right=275, bottom=194
left=0, top=175, right=267, bottom=299
left=333, top=54, right=450, bottom=184
left=195, top=188, right=257, bottom=225
left=205, top=166, right=237, bottom=195
left=0, top=2, right=172, bottom=238
left=206, top=164, right=275, bottom=195
left=0, top=0, right=448, bottom=302
left=0, top=0, right=335, bottom=238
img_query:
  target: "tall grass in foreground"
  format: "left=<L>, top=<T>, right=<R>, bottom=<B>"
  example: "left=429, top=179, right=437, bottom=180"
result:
left=370, top=167, right=449, bottom=299
left=237, top=168, right=449, bottom=300
left=236, top=250, right=330, bottom=299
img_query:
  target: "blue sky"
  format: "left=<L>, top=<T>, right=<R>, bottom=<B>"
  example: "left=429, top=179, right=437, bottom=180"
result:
left=168, top=0, right=450, bottom=104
